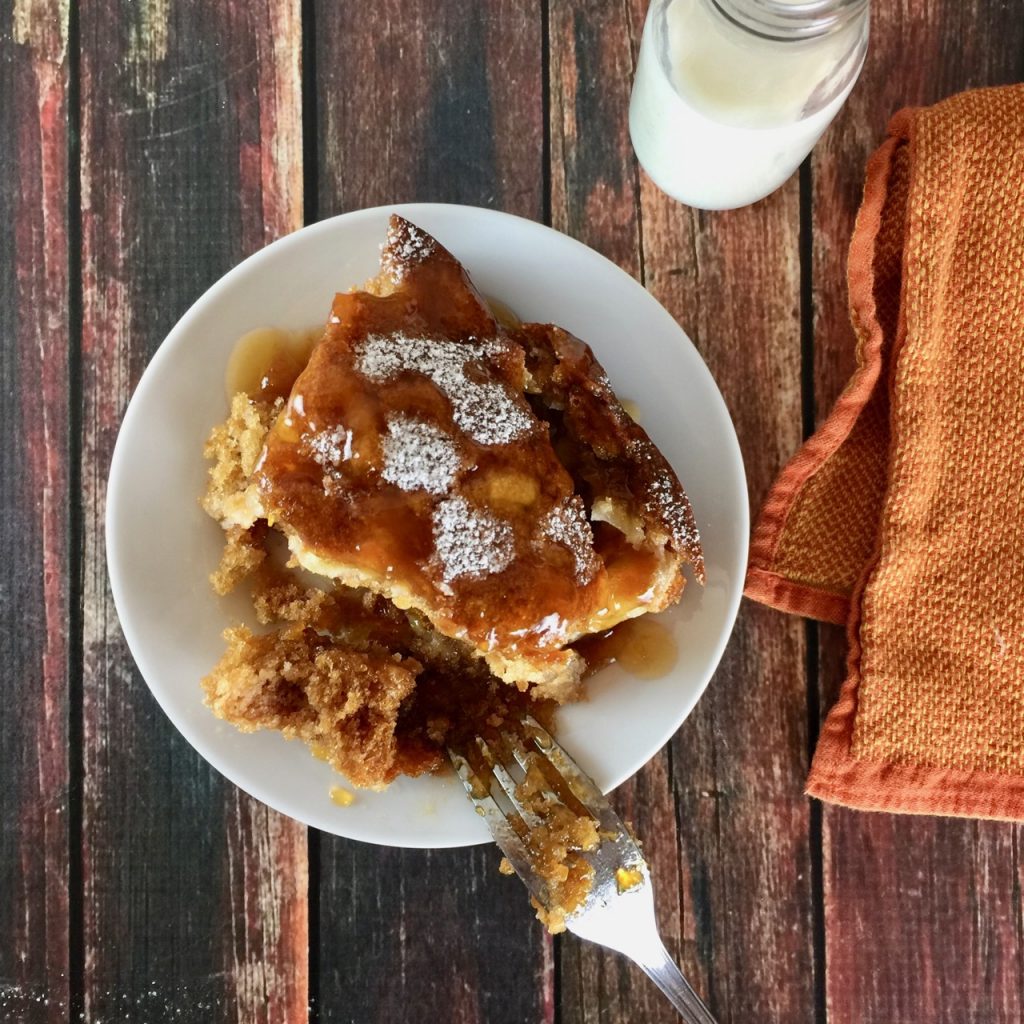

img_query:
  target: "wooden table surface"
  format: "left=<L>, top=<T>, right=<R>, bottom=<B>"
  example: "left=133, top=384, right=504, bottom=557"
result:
left=3, top=2, right=1024, bottom=1022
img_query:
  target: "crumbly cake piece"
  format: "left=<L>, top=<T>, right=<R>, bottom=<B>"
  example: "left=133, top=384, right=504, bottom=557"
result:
left=201, top=526, right=553, bottom=787
left=204, top=624, right=422, bottom=788
left=483, top=740, right=602, bottom=933
left=252, top=215, right=702, bottom=701
left=202, top=391, right=278, bottom=531
left=515, top=758, right=600, bottom=934
left=209, top=524, right=267, bottom=596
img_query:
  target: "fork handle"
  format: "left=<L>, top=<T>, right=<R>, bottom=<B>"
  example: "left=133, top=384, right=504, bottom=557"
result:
left=637, top=942, right=718, bottom=1024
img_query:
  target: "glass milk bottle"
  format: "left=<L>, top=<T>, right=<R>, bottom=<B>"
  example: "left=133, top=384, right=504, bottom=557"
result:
left=629, top=0, right=869, bottom=210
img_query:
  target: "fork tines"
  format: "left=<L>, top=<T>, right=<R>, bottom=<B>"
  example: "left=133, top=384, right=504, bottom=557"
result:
left=449, top=715, right=719, bottom=1024
left=448, top=715, right=636, bottom=902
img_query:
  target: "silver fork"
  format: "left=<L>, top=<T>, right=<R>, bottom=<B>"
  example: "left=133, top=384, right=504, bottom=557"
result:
left=449, top=715, right=718, bottom=1024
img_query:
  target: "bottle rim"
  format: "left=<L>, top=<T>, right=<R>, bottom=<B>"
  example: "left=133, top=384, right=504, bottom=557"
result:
left=710, top=0, right=869, bottom=40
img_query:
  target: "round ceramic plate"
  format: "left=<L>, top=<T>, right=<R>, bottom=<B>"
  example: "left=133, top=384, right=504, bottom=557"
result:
left=107, top=203, right=748, bottom=849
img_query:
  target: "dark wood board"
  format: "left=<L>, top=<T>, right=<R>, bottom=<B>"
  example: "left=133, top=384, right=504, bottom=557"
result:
left=3, top=0, right=1024, bottom=1020
left=78, top=0, right=308, bottom=1021
left=0, top=2, right=72, bottom=1021
left=811, top=3, right=1024, bottom=1022
left=311, top=3, right=552, bottom=1024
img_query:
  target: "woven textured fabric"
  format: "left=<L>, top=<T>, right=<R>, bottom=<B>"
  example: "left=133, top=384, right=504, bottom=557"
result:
left=745, top=84, right=1024, bottom=820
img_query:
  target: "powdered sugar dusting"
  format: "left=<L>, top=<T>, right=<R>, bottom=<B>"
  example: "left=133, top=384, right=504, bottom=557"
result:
left=433, top=495, right=514, bottom=583
left=543, top=497, right=600, bottom=584
left=302, top=425, right=355, bottom=494
left=381, top=219, right=437, bottom=281
left=626, top=438, right=702, bottom=557
left=381, top=414, right=462, bottom=494
left=355, top=334, right=533, bottom=446
left=305, top=425, right=353, bottom=468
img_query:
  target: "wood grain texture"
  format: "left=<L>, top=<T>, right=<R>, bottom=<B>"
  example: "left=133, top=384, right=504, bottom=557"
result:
left=549, top=2, right=816, bottom=1022
left=639, top=84, right=817, bottom=1024
left=812, top=4, right=1024, bottom=1022
left=311, top=3, right=552, bottom=1022
left=0, top=1, right=71, bottom=1021
left=78, top=0, right=307, bottom=1021
left=316, top=0, right=543, bottom=216
left=5, top=0, right=1024, bottom=1020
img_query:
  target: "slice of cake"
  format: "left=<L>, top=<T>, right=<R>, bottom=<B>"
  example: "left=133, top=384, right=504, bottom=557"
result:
left=237, top=216, right=701, bottom=700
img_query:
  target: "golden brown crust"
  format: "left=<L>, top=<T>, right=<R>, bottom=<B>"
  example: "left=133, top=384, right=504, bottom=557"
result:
left=517, top=321, right=705, bottom=585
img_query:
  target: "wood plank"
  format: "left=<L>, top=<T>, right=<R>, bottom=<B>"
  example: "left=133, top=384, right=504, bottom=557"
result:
left=316, top=0, right=543, bottom=216
left=812, top=4, right=1024, bottom=1021
left=0, top=2, right=72, bottom=1021
left=549, top=2, right=816, bottom=1021
left=78, top=1, right=307, bottom=1020
left=311, top=3, right=552, bottom=1022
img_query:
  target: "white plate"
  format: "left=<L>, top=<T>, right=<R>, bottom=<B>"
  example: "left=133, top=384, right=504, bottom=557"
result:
left=107, top=203, right=747, bottom=849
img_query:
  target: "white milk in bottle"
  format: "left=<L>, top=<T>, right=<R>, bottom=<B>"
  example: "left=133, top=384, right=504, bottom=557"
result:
left=630, top=0, right=870, bottom=210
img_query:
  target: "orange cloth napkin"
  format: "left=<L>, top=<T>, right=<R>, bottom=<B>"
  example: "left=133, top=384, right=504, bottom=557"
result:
left=745, top=84, right=1024, bottom=821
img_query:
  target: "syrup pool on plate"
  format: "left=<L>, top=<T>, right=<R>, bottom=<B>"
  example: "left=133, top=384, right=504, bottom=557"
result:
left=576, top=617, right=679, bottom=680
left=225, top=326, right=321, bottom=402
